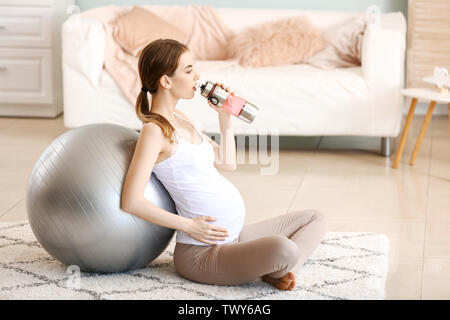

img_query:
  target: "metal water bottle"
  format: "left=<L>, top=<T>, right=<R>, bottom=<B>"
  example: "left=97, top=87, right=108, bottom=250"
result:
left=199, top=81, right=259, bottom=123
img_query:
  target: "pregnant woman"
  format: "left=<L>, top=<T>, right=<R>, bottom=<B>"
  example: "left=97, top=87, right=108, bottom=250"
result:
left=121, top=39, right=327, bottom=290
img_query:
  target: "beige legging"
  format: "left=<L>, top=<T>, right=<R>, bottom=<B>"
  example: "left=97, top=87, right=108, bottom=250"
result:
left=173, top=209, right=327, bottom=286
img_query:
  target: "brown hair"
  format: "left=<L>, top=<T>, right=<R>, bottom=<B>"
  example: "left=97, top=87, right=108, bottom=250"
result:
left=135, top=38, right=189, bottom=143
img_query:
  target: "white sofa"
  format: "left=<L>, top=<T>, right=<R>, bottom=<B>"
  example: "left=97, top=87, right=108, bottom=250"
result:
left=61, top=6, right=407, bottom=156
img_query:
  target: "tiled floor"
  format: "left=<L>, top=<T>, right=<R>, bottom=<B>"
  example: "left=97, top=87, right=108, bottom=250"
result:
left=0, top=112, right=448, bottom=299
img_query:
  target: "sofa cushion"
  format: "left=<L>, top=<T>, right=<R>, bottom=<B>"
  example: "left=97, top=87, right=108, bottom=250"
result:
left=112, top=6, right=189, bottom=56
left=227, top=16, right=326, bottom=68
left=305, top=13, right=367, bottom=70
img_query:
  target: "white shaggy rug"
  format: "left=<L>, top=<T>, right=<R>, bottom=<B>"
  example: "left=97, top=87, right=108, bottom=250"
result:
left=0, top=221, right=389, bottom=300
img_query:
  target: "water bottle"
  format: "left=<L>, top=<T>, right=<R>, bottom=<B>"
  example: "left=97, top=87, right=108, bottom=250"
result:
left=199, top=81, right=259, bottom=123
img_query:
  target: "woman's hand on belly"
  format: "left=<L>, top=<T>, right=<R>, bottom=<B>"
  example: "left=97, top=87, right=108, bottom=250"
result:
left=184, top=216, right=229, bottom=245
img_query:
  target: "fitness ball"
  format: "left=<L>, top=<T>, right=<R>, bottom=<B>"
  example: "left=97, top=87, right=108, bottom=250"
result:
left=26, top=123, right=177, bottom=273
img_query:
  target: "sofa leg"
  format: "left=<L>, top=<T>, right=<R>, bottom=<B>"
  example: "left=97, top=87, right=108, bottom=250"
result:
left=381, top=137, right=393, bottom=157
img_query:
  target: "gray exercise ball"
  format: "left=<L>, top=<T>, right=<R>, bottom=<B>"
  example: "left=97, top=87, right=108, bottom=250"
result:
left=26, top=123, right=177, bottom=274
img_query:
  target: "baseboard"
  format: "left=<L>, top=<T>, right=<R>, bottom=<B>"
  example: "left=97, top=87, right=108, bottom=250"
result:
left=0, top=103, right=63, bottom=118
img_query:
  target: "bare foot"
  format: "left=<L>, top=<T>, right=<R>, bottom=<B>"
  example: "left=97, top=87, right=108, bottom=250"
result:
left=261, top=272, right=296, bottom=290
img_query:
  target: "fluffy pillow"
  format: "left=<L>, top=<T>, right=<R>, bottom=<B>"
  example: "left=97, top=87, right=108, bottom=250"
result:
left=304, top=13, right=367, bottom=70
left=227, top=16, right=326, bottom=68
left=112, top=6, right=189, bottom=56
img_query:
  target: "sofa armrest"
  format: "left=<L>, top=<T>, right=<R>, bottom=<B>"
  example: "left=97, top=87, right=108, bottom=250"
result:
left=361, top=12, right=407, bottom=92
left=62, top=15, right=105, bottom=88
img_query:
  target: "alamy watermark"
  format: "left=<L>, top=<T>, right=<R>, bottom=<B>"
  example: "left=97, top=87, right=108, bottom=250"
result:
left=66, top=265, right=81, bottom=290
left=184, top=122, right=280, bottom=176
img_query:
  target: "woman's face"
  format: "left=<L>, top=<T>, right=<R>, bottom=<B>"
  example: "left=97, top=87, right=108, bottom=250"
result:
left=166, top=51, right=200, bottom=99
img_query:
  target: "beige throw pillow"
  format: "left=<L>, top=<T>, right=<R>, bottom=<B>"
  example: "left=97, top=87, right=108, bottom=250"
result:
left=305, top=13, right=367, bottom=70
left=227, top=16, right=326, bottom=68
left=112, top=6, right=189, bottom=56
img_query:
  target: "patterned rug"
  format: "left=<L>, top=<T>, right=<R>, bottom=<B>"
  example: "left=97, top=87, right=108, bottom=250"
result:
left=0, top=221, right=389, bottom=300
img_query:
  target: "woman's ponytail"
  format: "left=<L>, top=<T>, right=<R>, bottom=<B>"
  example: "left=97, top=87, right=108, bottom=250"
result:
left=135, top=89, right=176, bottom=144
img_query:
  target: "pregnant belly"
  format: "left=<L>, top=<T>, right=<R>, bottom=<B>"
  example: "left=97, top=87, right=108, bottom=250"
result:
left=178, top=174, right=246, bottom=241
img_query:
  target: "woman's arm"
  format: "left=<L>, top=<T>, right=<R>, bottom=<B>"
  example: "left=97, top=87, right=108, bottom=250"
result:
left=209, top=83, right=237, bottom=170
left=215, top=112, right=237, bottom=170
left=121, top=122, right=191, bottom=231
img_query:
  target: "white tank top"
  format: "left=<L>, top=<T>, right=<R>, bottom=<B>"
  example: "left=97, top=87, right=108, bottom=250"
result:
left=149, top=113, right=246, bottom=246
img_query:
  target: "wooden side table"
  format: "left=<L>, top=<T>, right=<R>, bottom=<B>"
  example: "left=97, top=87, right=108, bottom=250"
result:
left=393, top=88, right=450, bottom=168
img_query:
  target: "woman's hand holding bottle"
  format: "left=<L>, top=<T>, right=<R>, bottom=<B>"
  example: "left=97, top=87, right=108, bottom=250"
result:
left=207, top=83, right=233, bottom=118
left=184, top=215, right=229, bottom=245
left=199, top=80, right=259, bottom=123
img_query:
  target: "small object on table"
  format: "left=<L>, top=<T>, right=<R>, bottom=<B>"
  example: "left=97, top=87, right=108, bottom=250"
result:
left=423, top=66, right=449, bottom=95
